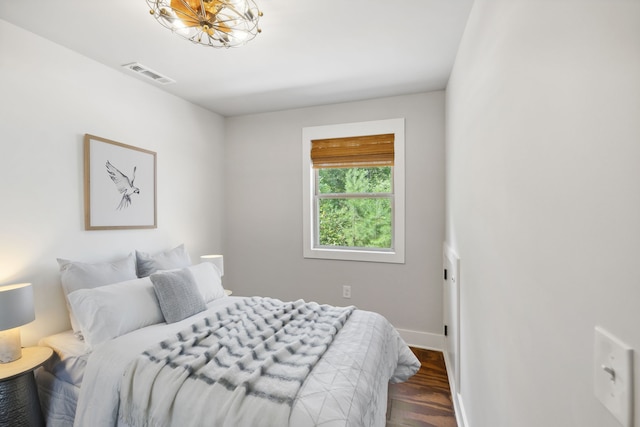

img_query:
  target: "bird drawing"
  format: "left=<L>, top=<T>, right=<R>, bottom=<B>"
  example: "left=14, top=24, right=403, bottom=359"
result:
left=105, top=160, right=139, bottom=210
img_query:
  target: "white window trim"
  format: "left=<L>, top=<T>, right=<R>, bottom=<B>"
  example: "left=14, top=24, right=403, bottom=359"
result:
left=302, top=118, right=405, bottom=264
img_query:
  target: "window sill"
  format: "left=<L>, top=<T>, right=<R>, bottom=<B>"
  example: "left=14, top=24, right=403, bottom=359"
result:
left=303, top=247, right=404, bottom=264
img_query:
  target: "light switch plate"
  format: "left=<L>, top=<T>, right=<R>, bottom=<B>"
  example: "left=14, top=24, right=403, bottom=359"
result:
left=594, top=326, right=634, bottom=427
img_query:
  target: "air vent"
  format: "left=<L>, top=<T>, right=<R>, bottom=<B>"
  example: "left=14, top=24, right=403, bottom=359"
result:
left=121, top=62, right=175, bottom=85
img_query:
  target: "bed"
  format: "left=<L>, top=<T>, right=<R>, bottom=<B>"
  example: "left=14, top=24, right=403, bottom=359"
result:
left=36, top=247, right=420, bottom=427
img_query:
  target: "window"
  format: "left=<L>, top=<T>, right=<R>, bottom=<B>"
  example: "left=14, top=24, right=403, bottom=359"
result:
left=302, top=119, right=405, bottom=263
left=313, top=135, right=394, bottom=249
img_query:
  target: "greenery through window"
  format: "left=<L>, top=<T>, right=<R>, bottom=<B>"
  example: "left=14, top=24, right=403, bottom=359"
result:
left=316, top=167, right=393, bottom=249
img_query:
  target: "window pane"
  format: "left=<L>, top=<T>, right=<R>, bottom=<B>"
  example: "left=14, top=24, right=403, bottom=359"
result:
left=318, top=167, right=391, bottom=194
left=318, top=198, right=392, bottom=248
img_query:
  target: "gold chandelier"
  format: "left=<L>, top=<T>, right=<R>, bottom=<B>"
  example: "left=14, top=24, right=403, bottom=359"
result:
left=147, top=0, right=262, bottom=48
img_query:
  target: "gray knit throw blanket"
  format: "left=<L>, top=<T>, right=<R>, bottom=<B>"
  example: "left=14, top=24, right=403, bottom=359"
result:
left=119, top=297, right=355, bottom=427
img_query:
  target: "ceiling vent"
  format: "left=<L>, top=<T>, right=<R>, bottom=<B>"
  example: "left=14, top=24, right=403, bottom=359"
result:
left=121, top=62, right=175, bottom=85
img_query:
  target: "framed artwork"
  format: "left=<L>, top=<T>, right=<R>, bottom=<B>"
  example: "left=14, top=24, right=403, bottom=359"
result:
left=84, top=134, right=157, bottom=230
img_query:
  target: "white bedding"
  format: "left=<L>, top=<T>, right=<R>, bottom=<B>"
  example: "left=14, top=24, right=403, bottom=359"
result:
left=72, top=296, right=419, bottom=427
left=39, top=330, right=89, bottom=387
left=36, top=368, right=80, bottom=427
left=36, top=330, right=87, bottom=427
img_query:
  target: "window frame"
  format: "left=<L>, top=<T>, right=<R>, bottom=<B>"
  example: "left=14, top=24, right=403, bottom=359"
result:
left=302, top=118, right=405, bottom=263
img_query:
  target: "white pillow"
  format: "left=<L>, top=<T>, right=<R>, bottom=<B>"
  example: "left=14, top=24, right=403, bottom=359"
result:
left=175, top=263, right=225, bottom=302
left=136, top=244, right=191, bottom=278
left=67, top=277, right=164, bottom=350
left=57, top=253, right=137, bottom=335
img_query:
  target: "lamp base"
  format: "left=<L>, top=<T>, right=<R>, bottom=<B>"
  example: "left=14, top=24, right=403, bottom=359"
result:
left=0, top=328, right=22, bottom=363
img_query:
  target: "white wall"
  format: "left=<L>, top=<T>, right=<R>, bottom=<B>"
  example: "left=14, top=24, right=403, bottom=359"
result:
left=224, top=93, right=445, bottom=344
left=0, top=20, right=226, bottom=345
left=446, top=1, right=640, bottom=426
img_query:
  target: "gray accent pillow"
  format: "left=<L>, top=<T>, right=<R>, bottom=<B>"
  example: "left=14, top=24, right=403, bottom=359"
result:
left=136, top=244, right=191, bottom=278
left=150, top=268, right=206, bottom=323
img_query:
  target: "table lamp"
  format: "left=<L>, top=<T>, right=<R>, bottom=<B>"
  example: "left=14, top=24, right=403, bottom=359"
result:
left=200, top=254, right=224, bottom=276
left=0, top=283, right=35, bottom=363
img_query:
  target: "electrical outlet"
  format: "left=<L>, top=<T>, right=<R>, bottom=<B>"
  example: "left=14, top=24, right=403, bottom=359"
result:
left=342, top=285, right=351, bottom=299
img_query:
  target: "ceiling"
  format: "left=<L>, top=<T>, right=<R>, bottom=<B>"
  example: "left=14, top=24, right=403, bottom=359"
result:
left=0, top=0, right=473, bottom=117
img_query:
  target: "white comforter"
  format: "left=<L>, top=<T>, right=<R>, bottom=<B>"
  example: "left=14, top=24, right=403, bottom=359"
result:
left=74, top=297, right=419, bottom=427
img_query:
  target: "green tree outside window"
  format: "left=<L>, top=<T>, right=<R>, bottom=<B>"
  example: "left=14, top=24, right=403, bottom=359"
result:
left=317, top=167, right=392, bottom=249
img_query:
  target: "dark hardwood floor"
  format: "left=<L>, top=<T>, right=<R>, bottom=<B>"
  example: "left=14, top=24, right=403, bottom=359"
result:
left=387, top=347, right=457, bottom=427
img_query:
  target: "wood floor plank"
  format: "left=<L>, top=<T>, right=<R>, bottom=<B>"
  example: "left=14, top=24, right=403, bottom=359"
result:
left=387, top=347, right=457, bottom=427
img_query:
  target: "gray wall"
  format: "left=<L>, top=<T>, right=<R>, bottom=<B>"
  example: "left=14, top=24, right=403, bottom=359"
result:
left=224, top=92, right=446, bottom=343
left=446, top=1, right=640, bottom=426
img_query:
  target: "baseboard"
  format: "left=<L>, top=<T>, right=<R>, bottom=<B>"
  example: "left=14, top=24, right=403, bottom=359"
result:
left=457, top=393, right=470, bottom=427
left=396, top=328, right=444, bottom=351
left=443, top=350, right=470, bottom=427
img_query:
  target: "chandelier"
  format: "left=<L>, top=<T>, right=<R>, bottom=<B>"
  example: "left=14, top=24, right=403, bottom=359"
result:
left=147, top=0, right=262, bottom=48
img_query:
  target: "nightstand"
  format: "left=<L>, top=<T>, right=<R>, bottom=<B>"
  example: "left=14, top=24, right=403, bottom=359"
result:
left=0, top=346, right=52, bottom=427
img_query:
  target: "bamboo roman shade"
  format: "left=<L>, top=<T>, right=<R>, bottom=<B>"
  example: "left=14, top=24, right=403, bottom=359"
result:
left=311, top=134, right=395, bottom=169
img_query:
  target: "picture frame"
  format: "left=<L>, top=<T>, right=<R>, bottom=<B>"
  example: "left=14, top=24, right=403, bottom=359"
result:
left=84, top=134, right=157, bottom=230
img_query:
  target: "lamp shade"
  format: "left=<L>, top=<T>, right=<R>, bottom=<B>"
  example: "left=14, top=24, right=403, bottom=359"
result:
left=200, top=255, right=224, bottom=277
left=0, top=283, right=35, bottom=331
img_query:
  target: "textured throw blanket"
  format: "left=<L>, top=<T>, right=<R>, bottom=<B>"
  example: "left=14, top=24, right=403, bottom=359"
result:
left=118, top=297, right=355, bottom=427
